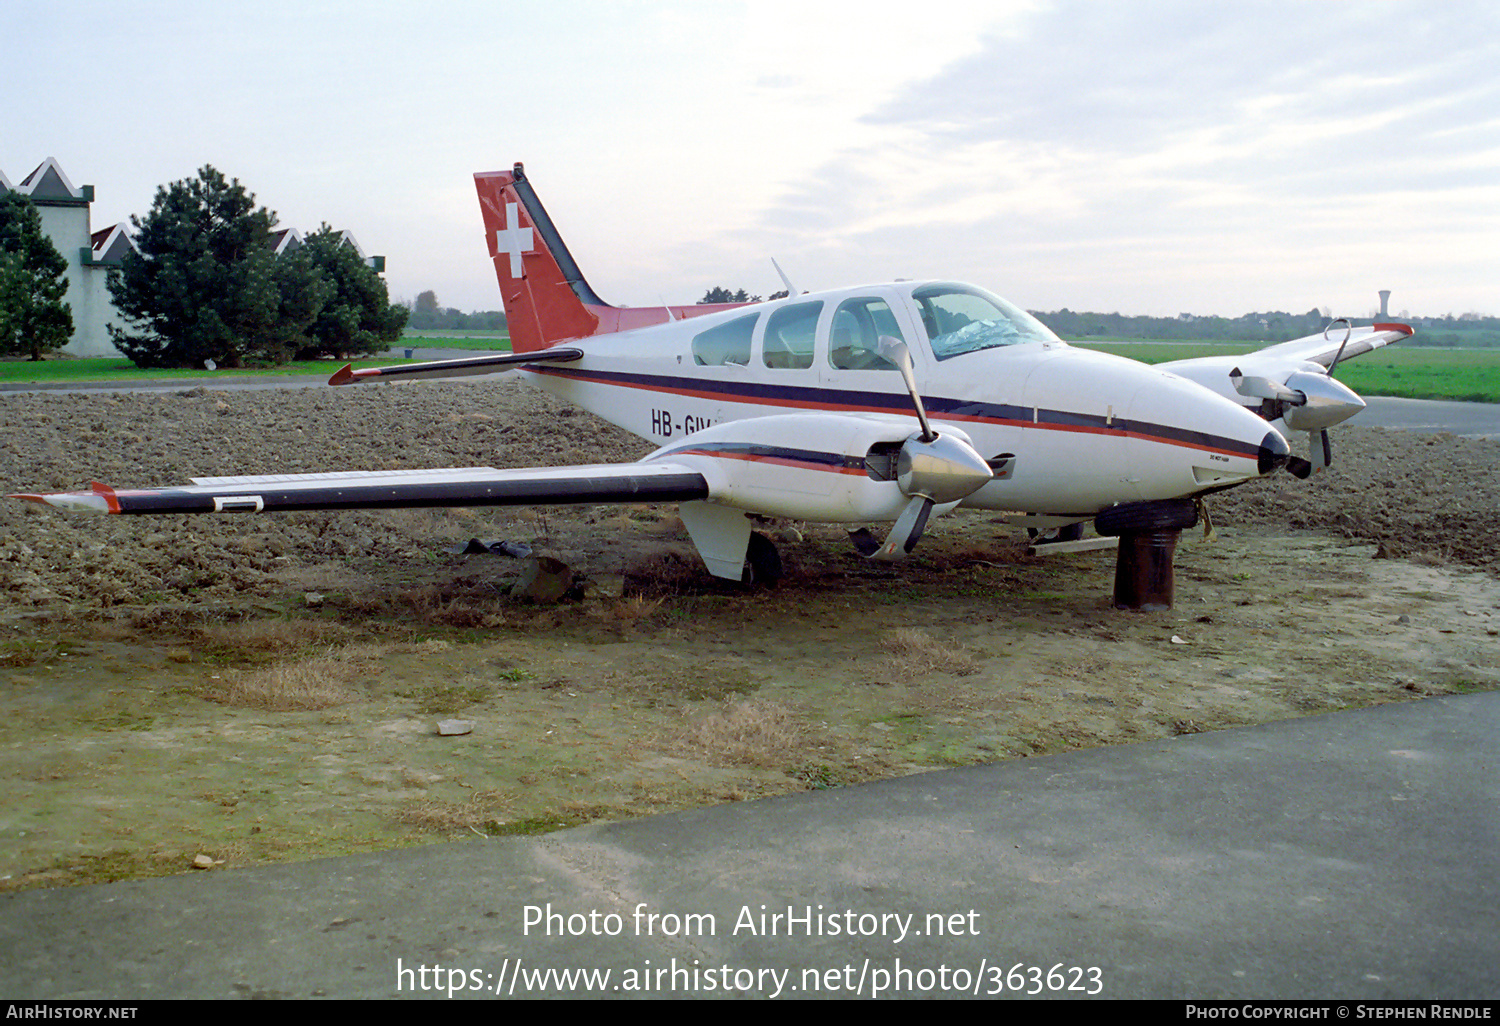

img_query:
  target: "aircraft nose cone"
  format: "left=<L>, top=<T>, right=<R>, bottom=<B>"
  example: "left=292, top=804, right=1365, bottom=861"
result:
left=1258, top=429, right=1291, bottom=476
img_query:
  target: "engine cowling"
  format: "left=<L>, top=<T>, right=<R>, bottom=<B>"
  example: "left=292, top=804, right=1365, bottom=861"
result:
left=641, top=413, right=991, bottom=523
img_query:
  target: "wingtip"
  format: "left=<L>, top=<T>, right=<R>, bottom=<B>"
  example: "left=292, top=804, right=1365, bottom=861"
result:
left=328, top=364, right=356, bottom=386
left=7, top=488, right=114, bottom=513
left=1373, top=322, right=1414, bottom=337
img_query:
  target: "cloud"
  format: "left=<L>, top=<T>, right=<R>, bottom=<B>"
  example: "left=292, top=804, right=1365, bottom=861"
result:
left=744, top=0, right=1500, bottom=314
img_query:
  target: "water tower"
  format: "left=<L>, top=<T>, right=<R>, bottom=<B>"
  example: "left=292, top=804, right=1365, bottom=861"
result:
left=1379, top=290, right=1391, bottom=319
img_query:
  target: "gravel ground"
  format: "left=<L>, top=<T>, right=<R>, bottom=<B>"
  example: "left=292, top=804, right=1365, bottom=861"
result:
left=1, top=376, right=1497, bottom=611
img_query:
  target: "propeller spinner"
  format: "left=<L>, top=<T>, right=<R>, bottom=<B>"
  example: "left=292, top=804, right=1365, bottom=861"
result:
left=865, top=337, right=994, bottom=559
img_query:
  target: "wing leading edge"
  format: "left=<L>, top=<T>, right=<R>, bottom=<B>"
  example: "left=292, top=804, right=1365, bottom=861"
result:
left=14, top=464, right=709, bottom=515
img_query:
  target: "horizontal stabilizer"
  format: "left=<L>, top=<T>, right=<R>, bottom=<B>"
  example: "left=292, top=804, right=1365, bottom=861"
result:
left=328, top=348, right=584, bottom=386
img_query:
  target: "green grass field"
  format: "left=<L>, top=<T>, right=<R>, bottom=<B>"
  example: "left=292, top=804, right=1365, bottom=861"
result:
left=400, top=330, right=513, bottom=352
left=3, top=334, right=1494, bottom=403
left=0, top=357, right=414, bottom=386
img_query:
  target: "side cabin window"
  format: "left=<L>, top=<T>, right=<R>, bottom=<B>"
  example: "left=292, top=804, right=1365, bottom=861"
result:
left=691, top=312, right=757, bottom=366
left=913, top=284, right=1058, bottom=361
left=829, top=296, right=902, bottom=371
left=762, top=301, right=822, bottom=369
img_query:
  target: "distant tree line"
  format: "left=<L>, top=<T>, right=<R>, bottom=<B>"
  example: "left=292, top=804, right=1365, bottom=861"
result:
left=1033, top=307, right=1500, bottom=347
left=698, top=287, right=789, bottom=304
left=397, top=280, right=1500, bottom=348
left=405, top=291, right=507, bottom=332
left=107, top=166, right=407, bottom=368
left=1033, top=307, right=1337, bottom=343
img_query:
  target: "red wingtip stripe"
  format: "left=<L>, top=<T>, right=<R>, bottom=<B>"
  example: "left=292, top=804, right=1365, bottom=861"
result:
left=328, top=364, right=356, bottom=386
left=90, top=481, right=121, bottom=514
left=1373, top=322, right=1414, bottom=336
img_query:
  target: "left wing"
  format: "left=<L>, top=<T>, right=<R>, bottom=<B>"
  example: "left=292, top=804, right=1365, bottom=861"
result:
left=13, top=464, right=708, bottom=514
left=13, top=412, right=994, bottom=582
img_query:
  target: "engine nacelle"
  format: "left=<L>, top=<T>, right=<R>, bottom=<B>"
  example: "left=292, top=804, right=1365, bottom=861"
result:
left=641, top=413, right=980, bottom=522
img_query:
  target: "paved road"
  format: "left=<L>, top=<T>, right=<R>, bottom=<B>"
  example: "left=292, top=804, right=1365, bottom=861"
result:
left=3, top=692, right=1496, bottom=1000
left=1359, top=396, right=1500, bottom=438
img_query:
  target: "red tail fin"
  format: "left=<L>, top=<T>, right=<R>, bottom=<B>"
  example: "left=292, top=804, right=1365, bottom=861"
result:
left=476, top=163, right=752, bottom=353
left=475, top=164, right=602, bottom=353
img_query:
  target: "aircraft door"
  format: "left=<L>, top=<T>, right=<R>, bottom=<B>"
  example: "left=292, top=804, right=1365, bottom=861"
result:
left=819, top=292, right=918, bottom=399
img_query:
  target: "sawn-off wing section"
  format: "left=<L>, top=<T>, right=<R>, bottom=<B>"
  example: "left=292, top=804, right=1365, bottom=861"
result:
left=13, top=464, right=709, bottom=515
left=1157, top=322, right=1413, bottom=387
left=1231, top=322, right=1415, bottom=370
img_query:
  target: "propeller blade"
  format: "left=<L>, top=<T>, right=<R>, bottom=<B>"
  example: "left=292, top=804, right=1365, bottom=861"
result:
left=859, top=335, right=992, bottom=560
left=1230, top=367, right=1304, bottom=405
left=1324, top=318, right=1352, bottom=377
left=1286, top=456, right=1313, bottom=480
left=868, top=496, right=934, bottom=560
left=1312, top=429, right=1332, bottom=473
left=877, top=336, right=935, bottom=441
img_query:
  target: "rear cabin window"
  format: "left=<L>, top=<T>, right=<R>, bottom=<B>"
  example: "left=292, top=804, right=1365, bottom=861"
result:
left=762, top=301, right=822, bottom=369
left=829, top=297, right=902, bottom=371
left=691, top=312, right=757, bottom=366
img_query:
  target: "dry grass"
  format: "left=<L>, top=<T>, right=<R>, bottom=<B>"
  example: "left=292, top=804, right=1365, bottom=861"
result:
left=392, top=585, right=509, bottom=628
left=622, top=546, right=716, bottom=595
left=195, top=618, right=350, bottom=661
left=883, top=628, right=980, bottom=677
left=203, top=649, right=374, bottom=711
left=396, top=790, right=513, bottom=834
left=609, top=594, right=664, bottom=622
left=671, top=696, right=806, bottom=768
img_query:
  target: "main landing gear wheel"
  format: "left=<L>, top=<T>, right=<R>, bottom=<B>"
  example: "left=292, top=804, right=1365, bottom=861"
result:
left=742, top=531, right=782, bottom=588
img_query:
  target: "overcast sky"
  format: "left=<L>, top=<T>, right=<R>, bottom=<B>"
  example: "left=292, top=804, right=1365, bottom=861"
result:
left=5, top=0, right=1496, bottom=319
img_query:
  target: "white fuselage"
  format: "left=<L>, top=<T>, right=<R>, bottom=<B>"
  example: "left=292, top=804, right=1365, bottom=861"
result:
left=520, top=280, right=1285, bottom=517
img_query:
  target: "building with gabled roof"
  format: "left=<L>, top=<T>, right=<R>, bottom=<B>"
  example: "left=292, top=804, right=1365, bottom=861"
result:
left=1, top=157, right=137, bottom=357
left=269, top=227, right=302, bottom=256
left=4, top=158, right=391, bottom=359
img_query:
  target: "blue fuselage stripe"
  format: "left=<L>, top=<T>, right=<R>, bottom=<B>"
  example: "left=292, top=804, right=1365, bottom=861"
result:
left=530, top=365, right=1260, bottom=460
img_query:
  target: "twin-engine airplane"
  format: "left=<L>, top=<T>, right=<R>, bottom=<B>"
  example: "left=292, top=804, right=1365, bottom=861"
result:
left=15, top=163, right=1412, bottom=606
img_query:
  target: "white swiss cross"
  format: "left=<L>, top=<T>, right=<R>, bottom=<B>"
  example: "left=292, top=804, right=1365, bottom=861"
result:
left=495, top=201, right=535, bottom=278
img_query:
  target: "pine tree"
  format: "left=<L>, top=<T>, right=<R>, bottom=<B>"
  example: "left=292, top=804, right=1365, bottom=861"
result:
left=107, top=166, right=298, bottom=368
left=295, top=225, right=407, bottom=360
left=0, top=191, right=74, bottom=361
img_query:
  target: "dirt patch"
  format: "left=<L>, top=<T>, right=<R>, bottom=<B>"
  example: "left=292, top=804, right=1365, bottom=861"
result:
left=1, top=378, right=1497, bottom=890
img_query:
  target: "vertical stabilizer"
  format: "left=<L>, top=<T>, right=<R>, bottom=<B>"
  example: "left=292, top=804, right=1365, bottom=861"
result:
left=475, top=164, right=603, bottom=352
left=476, top=163, right=756, bottom=353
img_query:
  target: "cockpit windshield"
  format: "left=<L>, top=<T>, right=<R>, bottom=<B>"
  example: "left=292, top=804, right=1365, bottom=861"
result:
left=912, top=283, right=1060, bottom=360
